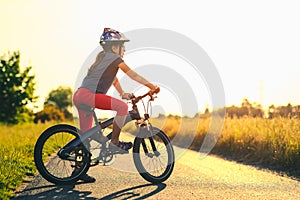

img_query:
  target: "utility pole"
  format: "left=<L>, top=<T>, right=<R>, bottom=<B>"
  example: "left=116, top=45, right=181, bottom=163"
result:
left=259, top=80, right=266, bottom=117
left=259, top=80, right=264, bottom=107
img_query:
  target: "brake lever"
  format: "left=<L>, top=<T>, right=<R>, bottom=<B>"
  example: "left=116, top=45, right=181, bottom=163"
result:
left=149, top=95, right=154, bottom=101
left=129, top=93, right=135, bottom=99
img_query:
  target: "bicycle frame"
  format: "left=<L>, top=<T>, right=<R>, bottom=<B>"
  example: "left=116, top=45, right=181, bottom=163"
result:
left=58, top=90, right=157, bottom=159
left=58, top=113, right=137, bottom=158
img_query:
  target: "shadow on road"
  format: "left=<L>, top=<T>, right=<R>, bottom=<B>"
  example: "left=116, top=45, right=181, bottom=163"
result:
left=14, top=182, right=166, bottom=199
left=100, top=183, right=166, bottom=200
left=13, top=183, right=93, bottom=200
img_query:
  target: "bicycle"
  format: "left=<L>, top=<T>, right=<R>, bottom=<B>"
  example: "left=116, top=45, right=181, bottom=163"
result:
left=34, top=89, right=175, bottom=184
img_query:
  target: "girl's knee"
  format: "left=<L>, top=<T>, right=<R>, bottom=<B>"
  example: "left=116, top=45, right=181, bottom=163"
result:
left=117, top=102, right=128, bottom=116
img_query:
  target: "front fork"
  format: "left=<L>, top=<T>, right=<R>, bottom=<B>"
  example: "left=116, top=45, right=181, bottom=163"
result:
left=140, top=125, right=160, bottom=157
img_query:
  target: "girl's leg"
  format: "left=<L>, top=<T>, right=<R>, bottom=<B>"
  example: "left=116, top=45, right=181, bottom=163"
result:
left=77, top=110, right=93, bottom=132
left=72, top=88, right=96, bottom=182
left=94, top=93, right=128, bottom=145
left=111, top=115, right=126, bottom=145
left=73, top=88, right=94, bottom=132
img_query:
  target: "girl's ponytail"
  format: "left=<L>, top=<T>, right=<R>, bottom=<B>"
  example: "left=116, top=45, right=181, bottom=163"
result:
left=87, top=51, right=105, bottom=75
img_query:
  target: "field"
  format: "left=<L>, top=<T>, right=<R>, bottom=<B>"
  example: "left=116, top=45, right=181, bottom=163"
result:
left=149, top=116, right=300, bottom=176
left=1, top=117, right=300, bottom=199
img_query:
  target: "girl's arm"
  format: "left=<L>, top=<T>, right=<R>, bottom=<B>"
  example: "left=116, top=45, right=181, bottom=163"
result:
left=113, top=77, right=133, bottom=99
left=113, top=78, right=125, bottom=96
left=118, top=62, right=157, bottom=90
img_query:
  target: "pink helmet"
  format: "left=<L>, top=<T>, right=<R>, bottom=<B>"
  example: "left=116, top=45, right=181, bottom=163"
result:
left=99, top=28, right=129, bottom=45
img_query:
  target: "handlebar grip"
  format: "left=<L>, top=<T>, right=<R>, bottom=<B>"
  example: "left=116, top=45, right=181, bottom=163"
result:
left=153, top=86, right=160, bottom=94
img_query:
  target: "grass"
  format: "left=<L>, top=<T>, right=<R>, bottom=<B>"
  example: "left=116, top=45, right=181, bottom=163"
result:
left=0, top=122, right=56, bottom=200
left=146, top=116, right=300, bottom=178
left=216, top=117, right=300, bottom=175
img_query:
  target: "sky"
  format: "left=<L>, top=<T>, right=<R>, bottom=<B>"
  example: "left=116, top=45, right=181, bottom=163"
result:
left=1, top=0, right=300, bottom=116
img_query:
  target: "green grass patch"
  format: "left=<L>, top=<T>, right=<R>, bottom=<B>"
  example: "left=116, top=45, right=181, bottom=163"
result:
left=0, top=122, right=56, bottom=200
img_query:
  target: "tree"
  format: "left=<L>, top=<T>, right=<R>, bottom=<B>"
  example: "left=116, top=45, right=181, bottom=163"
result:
left=34, top=105, right=65, bottom=123
left=44, top=86, right=73, bottom=119
left=0, top=51, right=36, bottom=124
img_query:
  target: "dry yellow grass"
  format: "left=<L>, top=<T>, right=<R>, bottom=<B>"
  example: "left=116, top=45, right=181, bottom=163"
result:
left=141, top=116, right=300, bottom=177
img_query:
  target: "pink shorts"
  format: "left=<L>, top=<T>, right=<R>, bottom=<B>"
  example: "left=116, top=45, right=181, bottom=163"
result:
left=73, top=88, right=128, bottom=131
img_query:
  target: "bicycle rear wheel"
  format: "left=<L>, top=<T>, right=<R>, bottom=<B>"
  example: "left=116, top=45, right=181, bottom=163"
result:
left=34, top=124, right=90, bottom=184
left=133, top=126, right=175, bottom=183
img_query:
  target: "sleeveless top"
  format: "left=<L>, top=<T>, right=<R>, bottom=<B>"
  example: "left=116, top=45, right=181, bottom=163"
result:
left=80, top=52, right=123, bottom=94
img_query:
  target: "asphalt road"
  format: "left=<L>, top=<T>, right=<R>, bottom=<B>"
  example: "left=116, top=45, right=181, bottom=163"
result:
left=14, top=143, right=300, bottom=200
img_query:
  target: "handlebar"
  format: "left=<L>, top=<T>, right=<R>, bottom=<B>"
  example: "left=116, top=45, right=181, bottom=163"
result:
left=131, top=87, right=160, bottom=105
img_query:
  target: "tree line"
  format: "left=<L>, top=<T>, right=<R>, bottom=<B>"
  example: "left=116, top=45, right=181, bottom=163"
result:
left=217, top=98, right=300, bottom=119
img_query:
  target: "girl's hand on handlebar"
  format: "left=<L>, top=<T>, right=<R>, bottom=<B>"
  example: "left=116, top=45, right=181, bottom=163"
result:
left=150, top=86, right=160, bottom=95
left=121, top=93, right=134, bottom=100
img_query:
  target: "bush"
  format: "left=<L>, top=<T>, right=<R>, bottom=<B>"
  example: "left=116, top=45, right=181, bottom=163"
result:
left=34, top=106, right=65, bottom=123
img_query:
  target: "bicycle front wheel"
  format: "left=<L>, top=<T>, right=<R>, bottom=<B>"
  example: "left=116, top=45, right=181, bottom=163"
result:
left=34, top=124, right=90, bottom=184
left=133, top=126, right=175, bottom=183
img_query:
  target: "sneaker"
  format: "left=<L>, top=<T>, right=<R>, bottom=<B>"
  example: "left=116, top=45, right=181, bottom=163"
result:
left=109, top=141, right=133, bottom=154
left=72, top=170, right=96, bottom=183
left=78, top=173, right=96, bottom=183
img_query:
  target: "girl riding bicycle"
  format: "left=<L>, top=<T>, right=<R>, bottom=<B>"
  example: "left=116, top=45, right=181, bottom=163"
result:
left=73, top=28, right=159, bottom=182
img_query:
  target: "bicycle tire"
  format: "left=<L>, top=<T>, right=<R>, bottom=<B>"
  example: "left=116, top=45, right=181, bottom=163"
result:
left=133, top=126, right=175, bottom=183
left=34, top=124, right=90, bottom=184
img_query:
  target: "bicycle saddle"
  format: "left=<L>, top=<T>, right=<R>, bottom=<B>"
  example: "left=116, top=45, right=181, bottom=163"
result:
left=77, top=104, right=94, bottom=112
